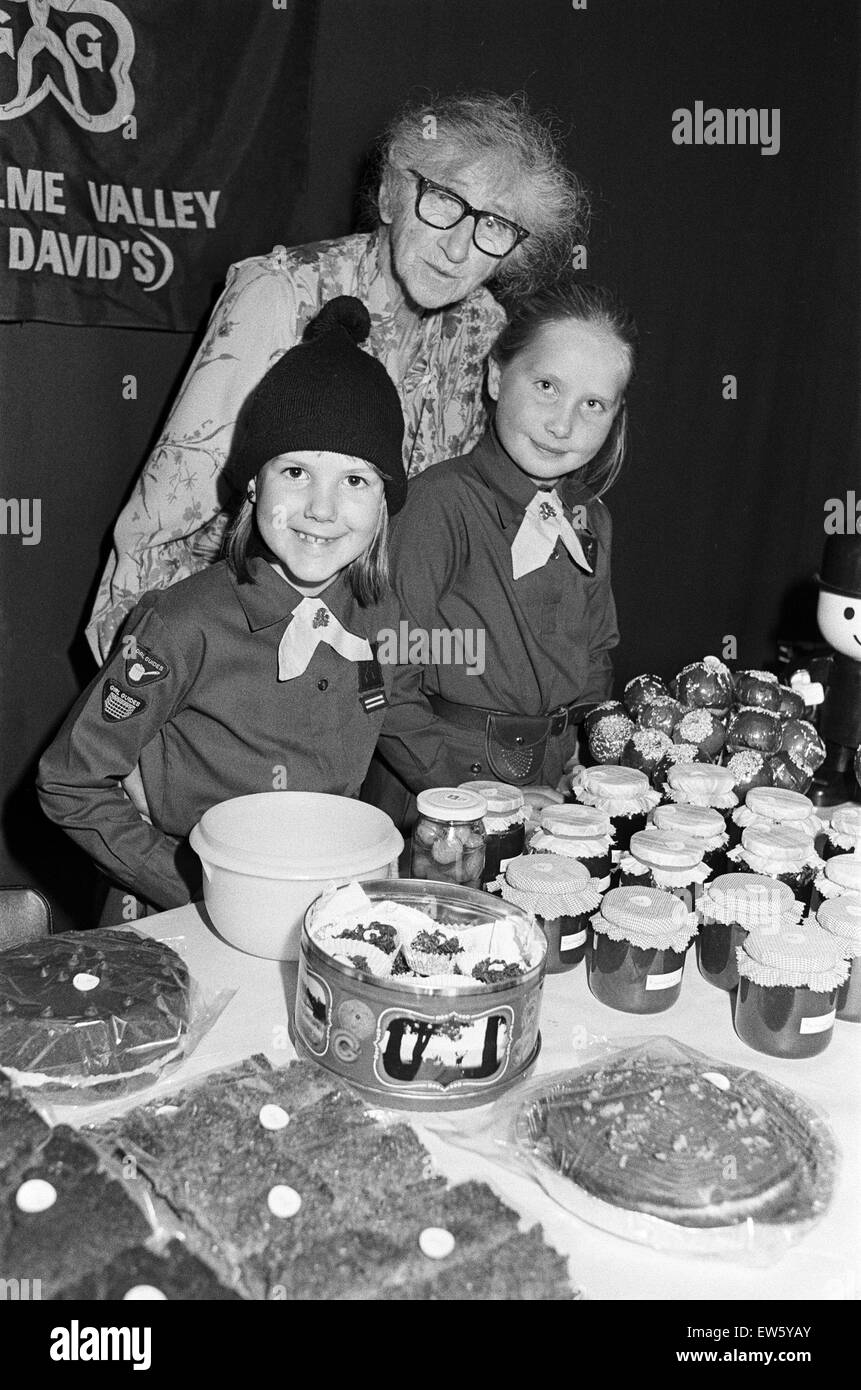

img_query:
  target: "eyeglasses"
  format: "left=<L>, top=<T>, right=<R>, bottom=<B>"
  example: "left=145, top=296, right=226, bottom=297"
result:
left=408, top=170, right=530, bottom=259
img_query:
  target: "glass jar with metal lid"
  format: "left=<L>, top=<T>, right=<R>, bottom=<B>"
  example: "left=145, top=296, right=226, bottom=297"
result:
left=457, top=780, right=526, bottom=886
left=696, top=872, right=801, bottom=991
left=652, top=803, right=729, bottom=878
left=528, top=803, right=614, bottom=886
left=821, top=805, right=861, bottom=861
left=410, top=788, right=487, bottom=889
left=494, top=853, right=603, bottom=972
left=735, top=926, right=849, bottom=1058
left=570, top=765, right=660, bottom=860
left=810, top=851, right=861, bottom=913
left=726, top=823, right=823, bottom=908
left=587, top=885, right=698, bottom=1014
left=815, top=897, right=861, bottom=1022
left=616, top=827, right=712, bottom=910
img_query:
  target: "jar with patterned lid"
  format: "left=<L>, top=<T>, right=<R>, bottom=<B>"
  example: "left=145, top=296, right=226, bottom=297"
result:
left=493, top=854, right=603, bottom=972
left=528, top=804, right=614, bottom=886
left=570, top=765, right=660, bottom=860
left=457, top=781, right=526, bottom=886
left=735, top=926, right=849, bottom=1058
left=810, top=851, right=861, bottom=913
left=616, top=827, right=712, bottom=910
left=730, top=786, right=824, bottom=852
left=587, top=885, right=698, bottom=1014
left=410, top=788, right=486, bottom=889
left=696, top=873, right=802, bottom=991
left=652, top=803, right=730, bottom=878
left=816, top=898, right=861, bottom=1022
left=664, top=763, right=738, bottom=820
left=726, top=823, right=823, bottom=908
left=821, top=805, right=861, bottom=861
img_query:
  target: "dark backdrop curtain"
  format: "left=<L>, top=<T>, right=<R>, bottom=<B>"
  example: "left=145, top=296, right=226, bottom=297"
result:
left=1, top=0, right=858, bottom=927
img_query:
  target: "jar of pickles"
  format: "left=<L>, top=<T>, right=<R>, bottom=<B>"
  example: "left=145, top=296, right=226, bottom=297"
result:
left=616, top=828, right=712, bottom=909
left=457, top=781, right=526, bottom=886
left=410, top=788, right=487, bottom=888
left=652, top=803, right=729, bottom=878
left=494, top=854, right=603, bottom=972
left=696, top=873, right=801, bottom=991
left=816, top=898, right=861, bottom=1022
left=730, top=787, right=824, bottom=852
left=821, top=806, right=861, bottom=861
left=735, top=926, right=849, bottom=1058
left=570, top=765, right=660, bottom=861
left=726, top=823, right=823, bottom=909
left=809, top=851, right=861, bottom=913
left=586, top=885, right=698, bottom=1014
left=528, top=804, right=614, bottom=886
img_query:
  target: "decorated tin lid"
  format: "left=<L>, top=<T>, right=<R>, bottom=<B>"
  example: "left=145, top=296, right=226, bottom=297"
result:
left=652, top=804, right=725, bottom=840
left=739, top=823, right=814, bottom=866
left=416, top=788, right=487, bottom=822
left=744, top=787, right=815, bottom=823
left=496, top=853, right=602, bottom=920
left=829, top=806, right=861, bottom=839
left=538, top=804, right=612, bottom=839
left=628, top=828, right=704, bottom=871
left=665, top=763, right=737, bottom=806
left=816, top=897, right=861, bottom=952
left=823, top=853, right=861, bottom=892
left=593, top=885, right=698, bottom=952
left=457, top=781, right=524, bottom=816
left=738, top=925, right=849, bottom=991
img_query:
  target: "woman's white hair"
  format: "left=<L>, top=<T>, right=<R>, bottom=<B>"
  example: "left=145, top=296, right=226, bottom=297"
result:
left=368, top=89, right=590, bottom=297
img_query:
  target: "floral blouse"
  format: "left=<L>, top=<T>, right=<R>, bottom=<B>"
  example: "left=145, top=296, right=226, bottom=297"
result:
left=87, top=231, right=506, bottom=660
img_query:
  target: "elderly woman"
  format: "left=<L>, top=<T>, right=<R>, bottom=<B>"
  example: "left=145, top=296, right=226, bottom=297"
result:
left=86, top=90, right=587, bottom=659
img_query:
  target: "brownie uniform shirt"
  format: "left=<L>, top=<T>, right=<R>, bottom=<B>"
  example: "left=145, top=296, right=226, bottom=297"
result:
left=38, top=558, right=398, bottom=910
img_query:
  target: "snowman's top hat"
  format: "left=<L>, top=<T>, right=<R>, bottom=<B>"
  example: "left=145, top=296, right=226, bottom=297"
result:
left=817, top=534, right=861, bottom=600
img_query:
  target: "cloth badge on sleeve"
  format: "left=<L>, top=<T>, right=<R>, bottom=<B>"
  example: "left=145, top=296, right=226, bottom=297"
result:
left=124, top=644, right=169, bottom=686
left=102, top=681, right=146, bottom=722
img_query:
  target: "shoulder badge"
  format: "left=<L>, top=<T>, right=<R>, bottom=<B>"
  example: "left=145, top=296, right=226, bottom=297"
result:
left=102, top=680, right=146, bottom=722
left=123, top=641, right=169, bottom=686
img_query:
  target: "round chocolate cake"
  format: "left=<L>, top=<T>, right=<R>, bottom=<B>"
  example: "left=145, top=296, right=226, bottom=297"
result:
left=0, top=930, right=189, bottom=1096
left=521, top=1056, right=809, bottom=1228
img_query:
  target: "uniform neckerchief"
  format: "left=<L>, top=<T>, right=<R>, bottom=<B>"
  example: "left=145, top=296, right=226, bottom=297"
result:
left=277, top=596, right=372, bottom=681
left=510, top=488, right=593, bottom=579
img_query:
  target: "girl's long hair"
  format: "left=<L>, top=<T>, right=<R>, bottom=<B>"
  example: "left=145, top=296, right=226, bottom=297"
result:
left=491, top=277, right=637, bottom=497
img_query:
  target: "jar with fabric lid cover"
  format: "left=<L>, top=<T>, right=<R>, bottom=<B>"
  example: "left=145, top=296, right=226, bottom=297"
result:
left=821, top=805, right=861, bottom=861
left=696, top=872, right=802, bottom=991
left=528, top=803, right=613, bottom=885
left=726, top=823, right=823, bottom=908
left=616, top=827, right=712, bottom=909
left=493, top=853, right=603, bottom=972
left=652, top=802, right=729, bottom=877
left=730, top=786, right=824, bottom=851
left=810, top=851, right=861, bottom=913
left=815, top=897, right=861, bottom=1022
left=735, top=925, right=849, bottom=1058
left=570, top=765, right=660, bottom=860
left=457, top=780, right=525, bottom=886
left=587, top=885, right=698, bottom=1014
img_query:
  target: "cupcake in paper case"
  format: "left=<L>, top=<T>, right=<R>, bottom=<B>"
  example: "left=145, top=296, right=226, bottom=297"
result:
left=461, top=955, right=528, bottom=985
left=402, top=927, right=465, bottom=977
left=671, top=656, right=733, bottom=713
left=330, top=942, right=394, bottom=979
left=326, top=919, right=401, bottom=957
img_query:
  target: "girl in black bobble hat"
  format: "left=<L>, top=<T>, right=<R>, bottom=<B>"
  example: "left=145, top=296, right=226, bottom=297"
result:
left=39, top=298, right=408, bottom=920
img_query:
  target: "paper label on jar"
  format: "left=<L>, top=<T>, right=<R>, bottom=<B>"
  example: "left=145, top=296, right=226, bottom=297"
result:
left=594, top=875, right=611, bottom=892
left=645, top=968, right=683, bottom=991
left=499, top=857, right=516, bottom=872
left=799, top=1010, right=836, bottom=1034
left=560, top=929, right=587, bottom=950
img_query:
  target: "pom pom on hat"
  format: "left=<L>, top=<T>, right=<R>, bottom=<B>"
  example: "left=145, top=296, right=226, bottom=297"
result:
left=231, top=295, right=407, bottom=513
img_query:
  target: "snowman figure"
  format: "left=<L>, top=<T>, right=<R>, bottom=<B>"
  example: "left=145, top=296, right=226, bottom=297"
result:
left=809, top=534, right=861, bottom=805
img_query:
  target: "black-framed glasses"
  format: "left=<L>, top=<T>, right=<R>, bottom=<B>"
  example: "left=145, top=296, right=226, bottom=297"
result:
left=409, top=170, right=530, bottom=259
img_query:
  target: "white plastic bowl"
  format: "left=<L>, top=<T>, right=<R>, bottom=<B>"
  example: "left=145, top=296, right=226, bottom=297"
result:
left=189, top=792, right=403, bottom=960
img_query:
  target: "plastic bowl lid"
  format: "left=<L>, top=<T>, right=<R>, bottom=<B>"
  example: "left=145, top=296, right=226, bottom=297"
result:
left=653, top=804, right=725, bottom=839
left=745, top=787, right=814, bottom=822
left=416, top=787, right=488, bottom=822
left=190, top=792, right=402, bottom=879
left=824, top=853, right=861, bottom=891
left=456, top=780, right=524, bottom=815
left=628, top=828, right=703, bottom=870
left=538, top=804, right=611, bottom=838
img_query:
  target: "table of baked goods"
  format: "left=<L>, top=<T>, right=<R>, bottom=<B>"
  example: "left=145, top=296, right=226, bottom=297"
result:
left=47, top=902, right=860, bottom=1303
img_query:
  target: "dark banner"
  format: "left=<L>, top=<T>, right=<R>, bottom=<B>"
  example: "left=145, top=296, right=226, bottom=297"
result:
left=0, top=0, right=317, bottom=330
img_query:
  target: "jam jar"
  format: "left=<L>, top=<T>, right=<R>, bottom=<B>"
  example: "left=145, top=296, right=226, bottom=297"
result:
left=809, top=851, right=861, bottom=913
left=696, top=872, right=799, bottom=991
left=730, top=786, right=823, bottom=853
left=571, top=765, right=660, bottom=860
left=528, top=804, right=614, bottom=886
left=616, top=827, right=711, bottom=909
left=821, top=806, right=861, bottom=862
left=652, top=803, right=729, bottom=878
left=457, top=781, right=526, bottom=886
left=726, top=823, right=823, bottom=909
left=494, top=854, right=602, bottom=973
left=735, top=925, right=849, bottom=1058
left=816, top=897, right=861, bottom=1022
left=586, top=885, right=698, bottom=1014
left=410, top=788, right=487, bottom=889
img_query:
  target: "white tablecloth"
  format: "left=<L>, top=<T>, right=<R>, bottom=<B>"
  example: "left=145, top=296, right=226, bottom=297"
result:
left=52, top=903, right=861, bottom=1302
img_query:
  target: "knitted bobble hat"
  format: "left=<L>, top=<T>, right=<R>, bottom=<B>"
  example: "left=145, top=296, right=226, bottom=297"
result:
left=232, top=295, right=407, bottom=514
